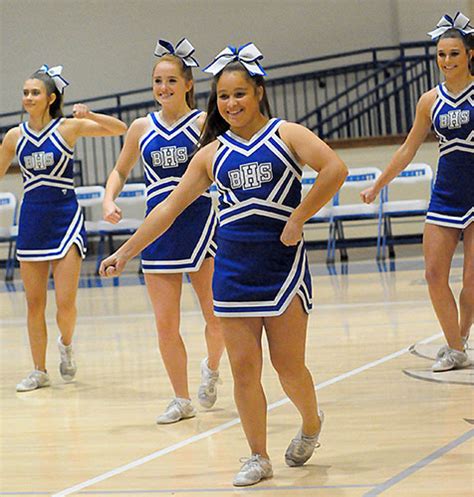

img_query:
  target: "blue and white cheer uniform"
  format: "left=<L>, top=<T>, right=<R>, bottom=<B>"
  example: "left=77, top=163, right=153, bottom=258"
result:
left=15, top=118, right=86, bottom=261
left=138, top=109, right=217, bottom=273
left=429, top=81, right=473, bottom=228
left=211, top=118, right=313, bottom=317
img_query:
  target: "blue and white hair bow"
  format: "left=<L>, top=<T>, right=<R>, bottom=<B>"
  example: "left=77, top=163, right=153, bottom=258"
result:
left=427, top=11, right=474, bottom=40
left=154, top=38, right=199, bottom=67
left=37, top=64, right=69, bottom=94
left=203, top=43, right=267, bottom=77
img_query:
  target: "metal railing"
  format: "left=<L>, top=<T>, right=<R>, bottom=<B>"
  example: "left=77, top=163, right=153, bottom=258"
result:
left=1, top=41, right=437, bottom=186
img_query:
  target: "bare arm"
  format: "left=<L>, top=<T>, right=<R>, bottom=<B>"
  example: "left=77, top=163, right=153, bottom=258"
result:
left=103, top=118, right=146, bottom=223
left=99, top=142, right=217, bottom=277
left=361, top=89, right=435, bottom=203
left=59, top=104, right=127, bottom=146
left=0, top=128, right=20, bottom=180
left=279, top=122, right=348, bottom=246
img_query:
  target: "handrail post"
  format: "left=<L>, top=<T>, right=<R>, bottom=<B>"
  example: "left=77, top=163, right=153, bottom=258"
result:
left=400, top=45, right=413, bottom=132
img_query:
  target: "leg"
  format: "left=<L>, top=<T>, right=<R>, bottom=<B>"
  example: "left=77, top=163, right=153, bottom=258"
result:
left=460, top=224, right=474, bottom=342
left=220, top=316, right=267, bottom=458
left=265, top=296, right=320, bottom=436
left=189, top=258, right=225, bottom=370
left=20, top=260, right=50, bottom=370
left=52, top=246, right=82, bottom=346
left=52, top=246, right=82, bottom=381
left=144, top=273, right=189, bottom=398
left=423, top=224, right=463, bottom=350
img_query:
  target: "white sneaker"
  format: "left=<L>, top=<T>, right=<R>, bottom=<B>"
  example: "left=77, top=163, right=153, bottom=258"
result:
left=285, top=410, right=324, bottom=467
left=156, top=398, right=196, bottom=424
left=432, top=348, right=471, bottom=372
left=233, top=454, right=273, bottom=487
left=16, top=370, right=51, bottom=392
left=438, top=335, right=470, bottom=359
left=58, top=337, right=77, bottom=382
left=198, top=358, right=221, bottom=408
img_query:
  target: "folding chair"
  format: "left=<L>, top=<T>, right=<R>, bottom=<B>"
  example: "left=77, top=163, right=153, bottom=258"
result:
left=378, top=163, right=433, bottom=259
left=96, top=183, right=146, bottom=269
left=327, top=167, right=382, bottom=263
left=0, top=192, right=19, bottom=281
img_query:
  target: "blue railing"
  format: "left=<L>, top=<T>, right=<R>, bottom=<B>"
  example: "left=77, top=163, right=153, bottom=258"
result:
left=0, top=41, right=437, bottom=186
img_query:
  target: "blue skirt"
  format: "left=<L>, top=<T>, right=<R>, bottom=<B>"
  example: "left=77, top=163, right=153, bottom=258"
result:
left=16, top=195, right=86, bottom=261
left=426, top=159, right=474, bottom=229
left=212, top=235, right=313, bottom=317
left=141, top=195, right=217, bottom=273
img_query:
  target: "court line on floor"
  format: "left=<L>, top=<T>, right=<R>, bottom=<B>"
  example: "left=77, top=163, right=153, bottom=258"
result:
left=0, top=298, right=434, bottom=327
left=362, top=428, right=474, bottom=496
left=50, top=332, right=443, bottom=497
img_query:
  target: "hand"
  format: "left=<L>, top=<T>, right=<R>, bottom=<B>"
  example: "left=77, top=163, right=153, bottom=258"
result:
left=360, top=186, right=378, bottom=204
left=103, top=200, right=122, bottom=224
left=99, top=251, right=129, bottom=278
left=72, top=103, right=91, bottom=119
left=280, top=217, right=304, bottom=246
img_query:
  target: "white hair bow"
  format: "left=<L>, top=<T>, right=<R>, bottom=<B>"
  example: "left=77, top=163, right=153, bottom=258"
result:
left=154, top=38, right=199, bottom=67
left=427, top=11, right=474, bottom=40
left=38, top=64, right=69, bottom=94
left=203, top=43, right=267, bottom=77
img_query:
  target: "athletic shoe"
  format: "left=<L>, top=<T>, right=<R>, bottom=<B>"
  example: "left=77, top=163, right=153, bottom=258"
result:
left=432, top=348, right=471, bottom=372
left=233, top=454, right=273, bottom=486
left=156, top=398, right=196, bottom=424
left=16, top=370, right=50, bottom=392
left=438, top=335, right=470, bottom=359
left=285, top=410, right=324, bottom=467
left=58, top=337, right=77, bottom=382
left=198, top=357, right=221, bottom=408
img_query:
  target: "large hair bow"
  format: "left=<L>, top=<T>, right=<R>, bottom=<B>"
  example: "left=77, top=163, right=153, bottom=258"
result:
left=427, top=11, right=474, bottom=40
left=154, top=38, right=199, bottom=67
left=203, top=43, right=267, bottom=77
left=38, top=64, right=69, bottom=94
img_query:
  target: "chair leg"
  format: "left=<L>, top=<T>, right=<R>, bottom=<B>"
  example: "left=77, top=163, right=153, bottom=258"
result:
left=336, top=221, right=348, bottom=262
left=326, top=221, right=336, bottom=264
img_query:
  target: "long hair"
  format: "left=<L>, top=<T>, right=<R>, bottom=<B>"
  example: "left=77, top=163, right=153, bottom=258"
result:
left=437, top=29, right=474, bottom=75
left=199, top=62, right=272, bottom=147
left=29, top=70, right=64, bottom=118
left=152, top=54, right=196, bottom=109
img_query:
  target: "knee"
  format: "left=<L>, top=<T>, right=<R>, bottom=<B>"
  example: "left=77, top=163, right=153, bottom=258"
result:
left=461, top=269, right=474, bottom=298
left=155, top=321, right=180, bottom=342
left=25, top=295, right=47, bottom=315
left=424, top=265, right=448, bottom=288
left=271, top=354, right=305, bottom=380
left=230, top=356, right=260, bottom=388
left=56, top=297, right=76, bottom=316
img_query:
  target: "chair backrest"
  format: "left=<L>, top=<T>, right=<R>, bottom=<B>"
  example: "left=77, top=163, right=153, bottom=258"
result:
left=393, top=163, right=433, bottom=184
left=116, top=183, right=146, bottom=204
left=335, top=167, right=382, bottom=205
left=75, top=185, right=105, bottom=207
left=116, top=183, right=146, bottom=219
left=0, top=192, right=18, bottom=236
left=301, top=169, right=318, bottom=199
left=384, top=163, right=433, bottom=202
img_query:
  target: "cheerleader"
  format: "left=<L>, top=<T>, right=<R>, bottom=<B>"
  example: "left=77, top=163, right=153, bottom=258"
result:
left=103, top=38, right=224, bottom=424
left=100, top=43, right=347, bottom=485
left=361, top=12, right=473, bottom=372
left=0, top=64, right=127, bottom=391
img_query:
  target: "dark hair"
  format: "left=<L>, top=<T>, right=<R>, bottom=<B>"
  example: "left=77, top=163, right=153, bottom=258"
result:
left=28, top=70, right=64, bottom=118
left=437, top=29, right=474, bottom=75
left=199, top=62, right=272, bottom=147
left=152, top=54, right=196, bottom=108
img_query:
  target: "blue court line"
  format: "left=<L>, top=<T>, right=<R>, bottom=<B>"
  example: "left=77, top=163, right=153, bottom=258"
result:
left=78, top=484, right=377, bottom=494
left=362, top=428, right=474, bottom=496
left=0, top=484, right=377, bottom=495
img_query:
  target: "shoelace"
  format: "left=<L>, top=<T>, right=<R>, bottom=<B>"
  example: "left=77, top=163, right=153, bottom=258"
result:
left=238, top=455, right=265, bottom=472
